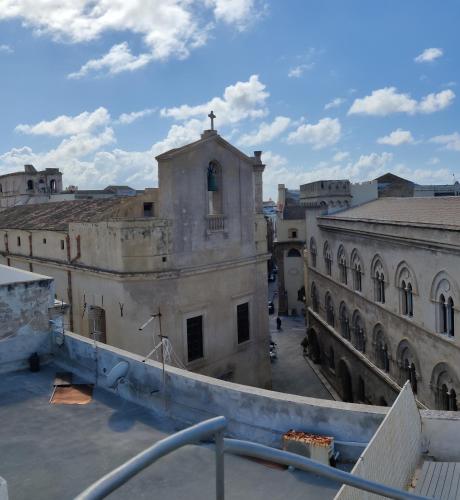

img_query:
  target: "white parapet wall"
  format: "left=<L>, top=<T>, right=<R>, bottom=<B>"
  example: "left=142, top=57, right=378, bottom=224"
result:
left=0, top=477, right=8, bottom=500
left=335, top=382, right=422, bottom=500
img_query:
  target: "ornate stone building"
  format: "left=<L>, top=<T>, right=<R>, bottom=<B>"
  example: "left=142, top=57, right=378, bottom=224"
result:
left=0, top=126, right=271, bottom=388
left=306, top=196, right=460, bottom=410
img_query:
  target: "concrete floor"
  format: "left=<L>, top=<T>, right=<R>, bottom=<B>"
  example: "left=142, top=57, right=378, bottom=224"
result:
left=269, top=278, right=333, bottom=400
left=0, top=365, right=340, bottom=500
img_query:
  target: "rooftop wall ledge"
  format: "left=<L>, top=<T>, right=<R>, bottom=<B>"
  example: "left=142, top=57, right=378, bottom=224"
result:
left=52, top=331, right=390, bottom=449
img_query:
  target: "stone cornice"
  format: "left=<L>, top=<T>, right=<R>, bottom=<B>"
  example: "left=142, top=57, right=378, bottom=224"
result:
left=317, top=220, right=460, bottom=255
left=3, top=252, right=270, bottom=282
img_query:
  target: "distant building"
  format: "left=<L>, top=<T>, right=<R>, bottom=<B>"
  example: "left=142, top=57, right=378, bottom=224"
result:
left=306, top=196, right=460, bottom=410
left=0, top=165, right=63, bottom=207
left=375, top=172, right=460, bottom=198
left=0, top=128, right=271, bottom=388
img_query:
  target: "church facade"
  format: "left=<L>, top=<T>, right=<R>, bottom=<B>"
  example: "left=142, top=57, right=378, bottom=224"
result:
left=0, top=126, right=272, bottom=388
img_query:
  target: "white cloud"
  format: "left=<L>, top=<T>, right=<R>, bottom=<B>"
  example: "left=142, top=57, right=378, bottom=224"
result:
left=348, top=87, right=455, bottom=116
left=333, top=151, right=349, bottom=162
left=0, top=43, right=12, bottom=53
left=418, top=90, right=455, bottom=113
left=161, top=74, right=269, bottom=126
left=325, top=97, right=345, bottom=110
left=15, top=108, right=111, bottom=136
left=288, top=64, right=313, bottom=78
left=116, top=108, right=157, bottom=125
left=68, top=43, right=154, bottom=79
left=430, top=132, right=460, bottom=152
left=415, top=47, right=443, bottom=63
left=238, top=116, right=291, bottom=146
left=207, top=0, right=257, bottom=29
left=0, top=0, right=258, bottom=77
left=287, top=117, right=341, bottom=149
left=377, top=129, right=414, bottom=146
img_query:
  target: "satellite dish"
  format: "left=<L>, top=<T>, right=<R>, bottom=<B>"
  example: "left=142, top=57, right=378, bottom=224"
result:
left=106, top=361, right=129, bottom=389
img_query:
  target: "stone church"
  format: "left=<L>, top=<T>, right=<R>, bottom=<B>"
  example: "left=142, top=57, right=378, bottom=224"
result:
left=0, top=123, right=271, bottom=388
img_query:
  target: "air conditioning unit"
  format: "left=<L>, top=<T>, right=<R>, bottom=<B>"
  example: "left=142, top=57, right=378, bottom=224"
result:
left=282, top=430, right=337, bottom=466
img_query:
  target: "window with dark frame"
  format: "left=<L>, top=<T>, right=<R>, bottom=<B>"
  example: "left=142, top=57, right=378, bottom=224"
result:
left=60, top=240, right=65, bottom=250
left=237, top=302, right=250, bottom=344
left=143, top=202, right=154, bottom=217
left=17, top=236, right=21, bottom=246
left=187, top=315, right=203, bottom=362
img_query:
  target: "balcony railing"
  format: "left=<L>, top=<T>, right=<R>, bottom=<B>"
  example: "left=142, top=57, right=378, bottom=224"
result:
left=207, top=214, right=225, bottom=232
left=75, top=416, right=429, bottom=500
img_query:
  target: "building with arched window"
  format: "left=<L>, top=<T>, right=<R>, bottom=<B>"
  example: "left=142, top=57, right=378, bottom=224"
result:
left=0, top=164, right=63, bottom=207
left=0, top=127, right=272, bottom=389
left=305, top=195, right=460, bottom=409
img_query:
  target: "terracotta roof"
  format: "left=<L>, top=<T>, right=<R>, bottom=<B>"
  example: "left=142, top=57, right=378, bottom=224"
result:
left=323, top=197, right=460, bottom=229
left=0, top=198, right=126, bottom=231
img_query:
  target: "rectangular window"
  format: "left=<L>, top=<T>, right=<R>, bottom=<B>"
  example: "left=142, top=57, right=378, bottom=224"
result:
left=187, top=315, right=203, bottom=362
left=237, top=302, right=250, bottom=344
left=143, top=202, right=154, bottom=217
left=60, top=240, right=65, bottom=250
left=17, top=236, right=21, bottom=246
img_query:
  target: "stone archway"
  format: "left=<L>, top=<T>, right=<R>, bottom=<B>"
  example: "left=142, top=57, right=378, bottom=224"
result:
left=307, top=328, right=320, bottom=364
left=338, top=359, right=353, bottom=402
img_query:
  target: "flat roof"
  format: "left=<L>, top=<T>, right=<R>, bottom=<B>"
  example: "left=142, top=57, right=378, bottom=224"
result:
left=0, top=264, right=51, bottom=285
left=323, top=196, right=460, bottom=229
left=0, top=366, right=340, bottom=500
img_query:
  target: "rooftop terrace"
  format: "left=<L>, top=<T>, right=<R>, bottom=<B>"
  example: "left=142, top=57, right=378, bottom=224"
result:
left=0, top=365, right=338, bottom=500
left=2, top=265, right=460, bottom=499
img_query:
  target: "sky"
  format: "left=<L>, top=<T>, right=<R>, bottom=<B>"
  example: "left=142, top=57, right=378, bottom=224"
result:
left=0, top=0, right=459, bottom=200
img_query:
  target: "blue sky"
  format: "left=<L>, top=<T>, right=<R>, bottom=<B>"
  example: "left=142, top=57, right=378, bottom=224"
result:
left=0, top=0, right=459, bottom=199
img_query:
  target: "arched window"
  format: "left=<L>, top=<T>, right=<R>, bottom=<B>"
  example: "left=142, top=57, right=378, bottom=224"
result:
left=448, top=298, right=455, bottom=337
left=407, top=283, right=413, bottom=317
left=352, top=310, right=365, bottom=352
left=27, top=179, right=34, bottom=191
left=323, top=241, right=332, bottom=276
left=287, top=248, right=301, bottom=257
left=339, top=302, right=350, bottom=340
left=351, top=249, right=363, bottom=292
left=328, top=346, right=335, bottom=370
left=396, top=262, right=417, bottom=318
left=431, top=363, right=459, bottom=411
left=431, top=272, right=457, bottom=337
left=309, top=237, right=317, bottom=267
left=325, top=292, right=334, bottom=326
left=50, top=179, right=57, bottom=193
left=207, top=161, right=223, bottom=215
left=337, top=245, right=347, bottom=285
left=371, top=256, right=386, bottom=304
left=374, top=325, right=390, bottom=372
left=440, top=294, right=447, bottom=333
left=398, top=341, right=418, bottom=394
left=0, top=184, right=2, bottom=193
left=311, top=282, right=319, bottom=313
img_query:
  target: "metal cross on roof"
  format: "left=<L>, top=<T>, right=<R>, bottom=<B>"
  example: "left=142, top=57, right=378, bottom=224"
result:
left=208, top=110, right=216, bottom=130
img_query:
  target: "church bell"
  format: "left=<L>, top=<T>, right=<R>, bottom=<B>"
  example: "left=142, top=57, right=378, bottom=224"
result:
left=207, top=165, right=218, bottom=191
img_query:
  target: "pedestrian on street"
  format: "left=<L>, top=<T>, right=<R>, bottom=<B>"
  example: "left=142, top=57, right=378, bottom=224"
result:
left=276, top=316, right=282, bottom=331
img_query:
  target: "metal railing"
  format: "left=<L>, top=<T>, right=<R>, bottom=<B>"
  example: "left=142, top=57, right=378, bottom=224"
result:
left=75, top=416, right=430, bottom=500
left=75, top=416, right=226, bottom=500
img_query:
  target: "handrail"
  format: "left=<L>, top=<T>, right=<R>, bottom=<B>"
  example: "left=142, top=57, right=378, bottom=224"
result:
left=75, top=417, right=431, bottom=500
left=224, top=439, right=430, bottom=500
left=75, top=416, right=227, bottom=500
